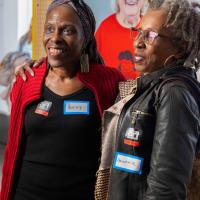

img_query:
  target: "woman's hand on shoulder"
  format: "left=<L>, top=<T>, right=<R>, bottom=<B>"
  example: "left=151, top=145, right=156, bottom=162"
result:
left=13, top=57, right=44, bottom=82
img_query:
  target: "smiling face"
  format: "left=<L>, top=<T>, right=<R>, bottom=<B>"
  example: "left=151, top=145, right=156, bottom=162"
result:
left=43, top=5, right=84, bottom=68
left=118, top=0, right=144, bottom=21
left=134, top=9, right=182, bottom=74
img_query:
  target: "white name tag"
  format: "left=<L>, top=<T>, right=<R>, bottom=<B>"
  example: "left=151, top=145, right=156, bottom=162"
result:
left=63, top=101, right=90, bottom=115
left=113, top=152, right=143, bottom=174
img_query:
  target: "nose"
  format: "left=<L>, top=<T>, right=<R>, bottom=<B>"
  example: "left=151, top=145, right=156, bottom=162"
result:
left=51, top=29, right=62, bottom=42
left=134, top=36, right=146, bottom=50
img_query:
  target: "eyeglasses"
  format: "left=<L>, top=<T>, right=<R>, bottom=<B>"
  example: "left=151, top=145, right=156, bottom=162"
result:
left=130, top=27, right=176, bottom=45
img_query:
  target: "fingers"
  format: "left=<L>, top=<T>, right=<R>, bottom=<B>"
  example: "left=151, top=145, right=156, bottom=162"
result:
left=13, top=58, right=44, bottom=82
left=15, top=64, right=27, bottom=81
left=24, top=63, right=35, bottom=77
left=33, top=57, right=44, bottom=67
left=14, top=60, right=35, bottom=81
left=12, top=76, right=16, bottom=84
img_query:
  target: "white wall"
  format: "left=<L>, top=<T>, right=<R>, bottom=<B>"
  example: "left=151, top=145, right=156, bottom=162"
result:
left=17, top=0, right=32, bottom=40
left=0, top=0, right=18, bottom=60
left=84, top=0, right=113, bottom=28
left=0, top=0, right=32, bottom=60
left=0, top=0, right=4, bottom=59
left=0, top=0, right=112, bottom=60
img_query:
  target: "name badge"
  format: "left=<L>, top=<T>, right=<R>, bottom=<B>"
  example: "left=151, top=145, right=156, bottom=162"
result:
left=113, top=152, right=143, bottom=174
left=63, top=100, right=90, bottom=115
left=35, top=100, right=52, bottom=116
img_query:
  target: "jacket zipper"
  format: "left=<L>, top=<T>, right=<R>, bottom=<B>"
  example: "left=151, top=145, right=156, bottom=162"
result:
left=132, top=110, right=154, bottom=117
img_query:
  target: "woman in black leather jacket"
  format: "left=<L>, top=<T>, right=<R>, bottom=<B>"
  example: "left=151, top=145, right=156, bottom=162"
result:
left=95, top=0, right=200, bottom=199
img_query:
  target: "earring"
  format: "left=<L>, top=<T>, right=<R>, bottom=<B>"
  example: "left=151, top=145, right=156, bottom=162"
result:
left=80, top=52, right=89, bottom=73
left=163, top=54, right=176, bottom=68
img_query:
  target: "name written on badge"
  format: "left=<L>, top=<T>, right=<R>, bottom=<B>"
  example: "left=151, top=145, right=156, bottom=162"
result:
left=113, top=152, right=144, bottom=174
left=63, top=100, right=90, bottom=115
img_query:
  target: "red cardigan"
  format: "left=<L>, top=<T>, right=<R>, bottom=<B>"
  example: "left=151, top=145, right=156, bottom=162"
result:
left=0, top=58, right=125, bottom=200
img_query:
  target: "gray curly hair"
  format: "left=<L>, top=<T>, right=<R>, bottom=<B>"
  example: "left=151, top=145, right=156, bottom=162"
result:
left=148, top=0, right=200, bottom=69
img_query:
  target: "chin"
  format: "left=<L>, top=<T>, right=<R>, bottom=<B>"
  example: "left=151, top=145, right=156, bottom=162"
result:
left=48, top=58, right=63, bottom=68
left=125, top=9, right=138, bottom=16
left=135, top=63, right=147, bottom=73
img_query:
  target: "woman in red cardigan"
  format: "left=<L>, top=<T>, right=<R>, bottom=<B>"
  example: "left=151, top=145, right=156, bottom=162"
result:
left=0, top=1, right=125, bottom=200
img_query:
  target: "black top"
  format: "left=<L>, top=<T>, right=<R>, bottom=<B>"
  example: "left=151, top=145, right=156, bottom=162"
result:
left=14, top=86, right=101, bottom=200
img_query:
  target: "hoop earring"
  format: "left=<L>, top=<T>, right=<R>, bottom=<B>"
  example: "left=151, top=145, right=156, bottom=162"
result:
left=163, top=54, right=176, bottom=68
left=80, top=51, right=89, bottom=73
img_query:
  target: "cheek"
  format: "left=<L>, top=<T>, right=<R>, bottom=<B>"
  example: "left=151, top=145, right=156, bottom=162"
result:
left=138, top=1, right=144, bottom=9
left=136, top=55, right=157, bottom=72
left=135, top=51, right=162, bottom=73
left=69, top=37, right=83, bottom=51
left=145, top=54, right=157, bottom=66
left=74, top=33, right=84, bottom=52
left=145, top=52, right=165, bottom=72
left=43, top=35, right=49, bottom=49
left=143, top=45, right=158, bottom=66
left=146, top=45, right=166, bottom=66
left=118, top=0, right=125, bottom=11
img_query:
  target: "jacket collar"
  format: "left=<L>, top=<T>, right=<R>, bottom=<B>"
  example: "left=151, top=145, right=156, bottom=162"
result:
left=119, top=64, right=197, bottom=99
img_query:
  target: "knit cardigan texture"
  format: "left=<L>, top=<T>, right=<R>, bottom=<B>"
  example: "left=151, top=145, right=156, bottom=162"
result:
left=0, top=58, right=125, bottom=200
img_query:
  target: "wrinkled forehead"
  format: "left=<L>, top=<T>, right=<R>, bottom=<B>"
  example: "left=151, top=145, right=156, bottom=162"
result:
left=46, top=4, right=81, bottom=25
left=140, top=9, right=168, bottom=31
left=47, top=0, right=77, bottom=15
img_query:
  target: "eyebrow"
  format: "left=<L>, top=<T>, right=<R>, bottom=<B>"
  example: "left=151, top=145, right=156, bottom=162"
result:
left=45, top=21, right=76, bottom=27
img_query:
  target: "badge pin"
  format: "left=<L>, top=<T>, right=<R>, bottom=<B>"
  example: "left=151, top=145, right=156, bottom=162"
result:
left=125, top=128, right=140, bottom=140
left=124, top=127, right=141, bottom=147
left=35, top=100, right=52, bottom=116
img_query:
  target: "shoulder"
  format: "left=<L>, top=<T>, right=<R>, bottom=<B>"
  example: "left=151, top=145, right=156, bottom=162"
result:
left=10, top=59, right=47, bottom=102
left=160, top=79, right=188, bottom=92
left=96, top=14, right=116, bottom=33
left=32, top=57, right=48, bottom=75
left=155, top=79, right=200, bottom=125
left=15, top=59, right=47, bottom=84
left=157, top=67, right=199, bottom=94
left=78, top=64, right=125, bottom=92
left=90, top=64, right=125, bottom=81
left=158, top=74, right=197, bottom=95
left=157, top=77, right=199, bottom=110
left=99, top=14, right=116, bottom=26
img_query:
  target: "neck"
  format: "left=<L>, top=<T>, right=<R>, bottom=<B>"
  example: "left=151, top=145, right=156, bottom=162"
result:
left=116, top=12, right=141, bottom=28
left=48, top=65, right=78, bottom=80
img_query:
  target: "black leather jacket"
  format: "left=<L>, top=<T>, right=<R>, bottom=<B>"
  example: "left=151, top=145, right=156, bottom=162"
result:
left=108, top=65, right=200, bottom=200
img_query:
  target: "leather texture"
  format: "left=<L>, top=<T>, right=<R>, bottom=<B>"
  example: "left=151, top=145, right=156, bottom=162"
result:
left=108, top=65, right=200, bottom=200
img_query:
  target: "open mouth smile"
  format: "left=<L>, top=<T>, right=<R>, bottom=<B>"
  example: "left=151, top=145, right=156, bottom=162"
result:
left=134, top=55, right=145, bottom=63
left=48, top=47, right=66, bottom=57
left=125, top=0, right=138, bottom=6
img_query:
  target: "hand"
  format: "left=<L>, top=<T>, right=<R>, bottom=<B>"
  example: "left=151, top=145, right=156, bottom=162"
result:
left=13, top=57, right=44, bottom=82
